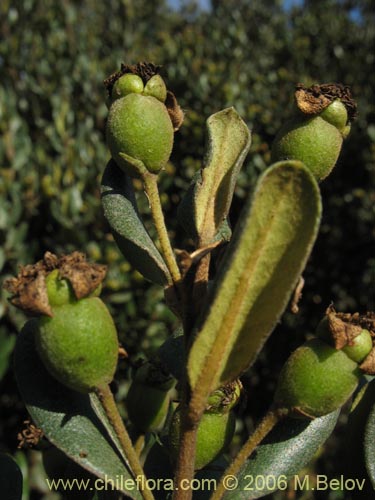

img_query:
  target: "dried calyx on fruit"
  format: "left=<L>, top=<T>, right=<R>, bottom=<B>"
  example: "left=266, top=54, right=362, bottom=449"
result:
left=4, top=252, right=119, bottom=393
left=271, top=83, right=357, bottom=181
left=274, top=307, right=374, bottom=419
left=104, top=62, right=184, bottom=178
left=126, top=359, right=175, bottom=432
left=168, top=380, right=241, bottom=470
left=316, top=306, right=375, bottom=371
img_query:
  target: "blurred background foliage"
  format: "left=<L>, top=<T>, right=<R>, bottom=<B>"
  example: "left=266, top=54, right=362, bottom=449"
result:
left=0, top=0, right=374, bottom=498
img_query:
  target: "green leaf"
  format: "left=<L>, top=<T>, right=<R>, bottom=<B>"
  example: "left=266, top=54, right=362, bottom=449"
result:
left=178, top=107, right=251, bottom=245
left=364, top=381, right=375, bottom=488
left=157, top=327, right=185, bottom=380
left=188, top=161, right=322, bottom=398
left=0, top=330, right=16, bottom=380
left=0, top=452, right=23, bottom=500
left=223, top=411, right=339, bottom=499
left=101, top=160, right=170, bottom=286
left=14, top=320, right=142, bottom=500
left=343, top=379, right=375, bottom=495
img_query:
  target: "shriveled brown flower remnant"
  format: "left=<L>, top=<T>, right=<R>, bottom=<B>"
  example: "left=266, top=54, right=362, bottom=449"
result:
left=323, top=305, right=375, bottom=375
left=295, top=83, right=357, bottom=120
left=3, top=251, right=107, bottom=317
left=17, top=420, right=44, bottom=449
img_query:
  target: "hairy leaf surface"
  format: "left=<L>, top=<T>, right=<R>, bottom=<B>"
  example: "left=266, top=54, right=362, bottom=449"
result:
left=188, top=161, right=322, bottom=399
left=223, top=411, right=339, bottom=499
left=178, top=108, right=251, bottom=245
left=101, top=160, right=170, bottom=285
left=364, top=381, right=375, bottom=488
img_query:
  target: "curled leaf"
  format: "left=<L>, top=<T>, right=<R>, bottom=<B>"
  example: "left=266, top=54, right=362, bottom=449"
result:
left=178, top=107, right=251, bottom=246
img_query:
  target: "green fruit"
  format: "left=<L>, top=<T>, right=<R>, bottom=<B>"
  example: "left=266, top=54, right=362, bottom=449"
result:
left=271, top=114, right=343, bottom=181
left=316, top=316, right=373, bottom=363
left=274, top=338, right=361, bottom=418
left=126, top=362, right=174, bottom=432
left=45, top=269, right=102, bottom=307
left=111, top=74, right=144, bottom=101
left=106, top=93, right=174, bottom=177
left=342, top=329, right=373, bottom=363
left=143, top=75, right=167, bottom=102
left=35, top=297, right=118, bottom=393
left=207, top=380, right=242, bottom=412
left=168, top=406, right=235, bottom=470
left=45, top=269, right=75, bottom=307
left=320, top=99, right=348, bottom=133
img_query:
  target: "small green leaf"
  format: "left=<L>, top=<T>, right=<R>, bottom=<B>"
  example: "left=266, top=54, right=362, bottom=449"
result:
left=0, top=330, right=16, bottom=380
left=143, top=440, right=174, bottom=500
left=0, top=452, right=23, bottom=500
left=157, top=327, right=185, bottom=380
left=364, top=381, right=375, bottom=488
left=223, top=411, right=339, bottom=499
left=343, top=379, right=375, bottom=494
left=178, top=107, right=251, bottom=245
left=101, top=160, right=170, bottom=285
left=188, top=161, right=322, bottom=398
left=14, top=320, right=142, bottom=500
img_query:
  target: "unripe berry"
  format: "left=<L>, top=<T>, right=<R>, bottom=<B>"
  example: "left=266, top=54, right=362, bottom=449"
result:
left=271, top=114, right=343, bottom=181
left=168, top=381, right=240, bottom=469
left=271, top=84, right=355, bottom=181
left=316, top=312, right=373, bottom=363
left=342, top=329, right=373, bottom=363
left=106, top=93, right=174, bottom=177
left=168, top=406, right=235, bottom=470
left=126, top=362, right=174, bottom=432
left=143, top=75, right=167, bottom=102
left=111, top=74, right=144, bottom=101
left=274, top=338, right=361, bottom=418
left=319, top=99, right=348, bottom=133
left=45, top=269, right=75, bottom=307
left=35, top=296, right=118, bottom=393
left=45, top=269, right=102, bottom=306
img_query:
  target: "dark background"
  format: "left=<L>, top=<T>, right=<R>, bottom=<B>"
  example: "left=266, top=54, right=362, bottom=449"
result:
left=0, top=0, right=374, bottom=498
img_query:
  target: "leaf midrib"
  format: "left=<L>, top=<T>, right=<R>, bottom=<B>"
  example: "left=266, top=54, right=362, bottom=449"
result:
left=192, top=173, right=296, bottom=394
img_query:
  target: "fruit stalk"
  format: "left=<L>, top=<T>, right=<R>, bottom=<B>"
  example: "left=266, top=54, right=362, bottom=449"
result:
left=143, top=172, right=181, bottom=284
left=95, top=384, right=155, bottom=500
left=210, top=408, right=289, bottom=500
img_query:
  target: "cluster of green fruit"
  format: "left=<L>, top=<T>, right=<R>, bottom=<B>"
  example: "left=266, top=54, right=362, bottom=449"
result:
left=6, top=66, right=371, bottom=486
left=106, top=74, right=355, bottom=182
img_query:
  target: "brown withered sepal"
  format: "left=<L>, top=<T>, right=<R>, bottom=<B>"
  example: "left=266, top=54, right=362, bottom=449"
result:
left=324, top=306, right=375, bottom=375
left=295, top=83, right=357, bottom=121
left=360, top=349, right=375, bottom=375
left=4, top=251, right=106, bottom=317
left=165, top=90, right=184, bottom=131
